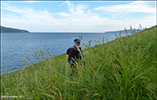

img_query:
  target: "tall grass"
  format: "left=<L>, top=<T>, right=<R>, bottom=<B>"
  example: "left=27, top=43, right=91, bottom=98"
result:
left=1, top=25, right=157, bottom=99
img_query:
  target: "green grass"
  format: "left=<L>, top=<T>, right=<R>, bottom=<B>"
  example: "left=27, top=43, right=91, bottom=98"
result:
left=1, top=25, right=157, bottom=99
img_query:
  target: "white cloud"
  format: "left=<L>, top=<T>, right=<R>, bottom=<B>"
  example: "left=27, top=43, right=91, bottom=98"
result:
left=75, top=4, right=88, bottom=14
left=60, top=0, right=69, bottom=7
left=23, top=0, right=37, bottom=3
left=57, top=12, right=70, bottom=17
left=94, top=1, right=156, bottom=14
left=1, top=1, right=156, bottom=32
left=2, top=13, right=156, bottom=32
left=58, top=2, right=88, bottom=18
left=65, top=2, right=88, bottom=14
left=67, top=2, right=75, bottom=13
left=1, top=3, right=34, bottom=14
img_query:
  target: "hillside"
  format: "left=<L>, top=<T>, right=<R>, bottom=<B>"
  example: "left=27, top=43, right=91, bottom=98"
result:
left=1, top=26, right=30, bottom=33
left=105, top=28, right=142, bottom=34
left=1, top=25, right=157, bottom=99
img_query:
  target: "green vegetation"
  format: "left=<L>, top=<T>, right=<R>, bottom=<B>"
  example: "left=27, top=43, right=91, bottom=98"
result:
left=1, top=25, right=157, bottom=99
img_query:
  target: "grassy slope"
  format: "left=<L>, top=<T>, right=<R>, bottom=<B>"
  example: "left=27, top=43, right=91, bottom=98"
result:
left=1, top=25, right=157, bottom=99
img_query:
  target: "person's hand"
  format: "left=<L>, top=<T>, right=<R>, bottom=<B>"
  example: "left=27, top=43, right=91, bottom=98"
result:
left=83, top=61, right=85, bottom=65
left=84, top=61, right=85, bottom=65
left=70, top=60, right=73, bottom=64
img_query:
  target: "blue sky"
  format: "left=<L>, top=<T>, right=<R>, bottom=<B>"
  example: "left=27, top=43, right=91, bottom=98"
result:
left=1, top=0, right=156, bottom=32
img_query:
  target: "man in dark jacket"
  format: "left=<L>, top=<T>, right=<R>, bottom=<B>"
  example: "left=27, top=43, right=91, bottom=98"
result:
left=68, top=39, right=83, bottom=68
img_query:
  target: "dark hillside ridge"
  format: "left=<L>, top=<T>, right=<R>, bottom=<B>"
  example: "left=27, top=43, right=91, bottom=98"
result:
left=1, top=26, right=30, bottom=33
left=105, top=29, right=143, bottom=34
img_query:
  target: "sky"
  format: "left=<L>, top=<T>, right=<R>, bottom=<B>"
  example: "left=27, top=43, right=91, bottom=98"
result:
left=1, top=0, right=157, bottom=32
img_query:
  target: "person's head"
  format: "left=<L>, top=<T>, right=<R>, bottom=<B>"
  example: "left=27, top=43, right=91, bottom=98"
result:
left=74, top=39, right=80, bottom=47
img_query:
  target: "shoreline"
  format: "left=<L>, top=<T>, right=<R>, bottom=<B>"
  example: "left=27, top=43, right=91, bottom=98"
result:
left=1, top=31, right=133, bottom=76
left=1, top=32, right=134, bottom=76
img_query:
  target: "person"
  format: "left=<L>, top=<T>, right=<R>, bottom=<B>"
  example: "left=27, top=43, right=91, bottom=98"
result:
left=67, top=38, right=83, bottom=69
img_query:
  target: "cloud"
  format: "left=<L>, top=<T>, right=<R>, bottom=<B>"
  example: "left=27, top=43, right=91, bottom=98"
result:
left=67, top=2, right=75, bottom=13
left=57, top=12, right=70, bottom=17
left=1, top=3, right=55, bottom=31
left=2, top=13, right=155, bottom=32
left=1, top=3, right=34, bottom=14
left=60, top=0, right=69, bottom=7
left=94, top=1, right=156, bottom=14
left=24, top=0, right=37, bottom=3
left=75, top=4, right=88, bottom=14
left=65, top=1, right=88, bottom=14
left=58, top=2, right=88, bottom=17
left=1, top=1, right=156, bottom=32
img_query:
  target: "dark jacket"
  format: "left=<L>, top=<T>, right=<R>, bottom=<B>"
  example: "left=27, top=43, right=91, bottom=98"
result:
left=68, top=46, right=82, bottom=64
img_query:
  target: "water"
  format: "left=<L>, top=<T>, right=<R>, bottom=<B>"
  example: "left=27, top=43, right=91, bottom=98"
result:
left=1, top=32, right=130, bottom=75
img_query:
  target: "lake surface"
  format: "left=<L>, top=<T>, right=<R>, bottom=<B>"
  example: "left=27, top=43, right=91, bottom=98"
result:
left=1, top=32, right=131, bottom=75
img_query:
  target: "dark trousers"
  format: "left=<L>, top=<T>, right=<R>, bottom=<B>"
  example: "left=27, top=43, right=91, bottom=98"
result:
left=68, top=59, right=77, bottom=74
left=70, top=64, right=76, bottom=75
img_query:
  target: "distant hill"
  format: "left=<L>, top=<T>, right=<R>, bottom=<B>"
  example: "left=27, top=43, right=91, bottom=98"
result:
left=105, top=29, right=143, bottom=34
left=1, top=26, right=30, bottom=33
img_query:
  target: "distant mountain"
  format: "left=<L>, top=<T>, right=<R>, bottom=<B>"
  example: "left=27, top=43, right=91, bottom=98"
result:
left=1, top=26, right=30, bottom=33
left=105, top=29, right=143, bottom=34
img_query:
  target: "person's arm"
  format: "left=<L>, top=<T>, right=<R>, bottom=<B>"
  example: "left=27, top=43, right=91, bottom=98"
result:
left=78, top=47, right=83, bottom=60
left=79, top=47, right=85, bottom=65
